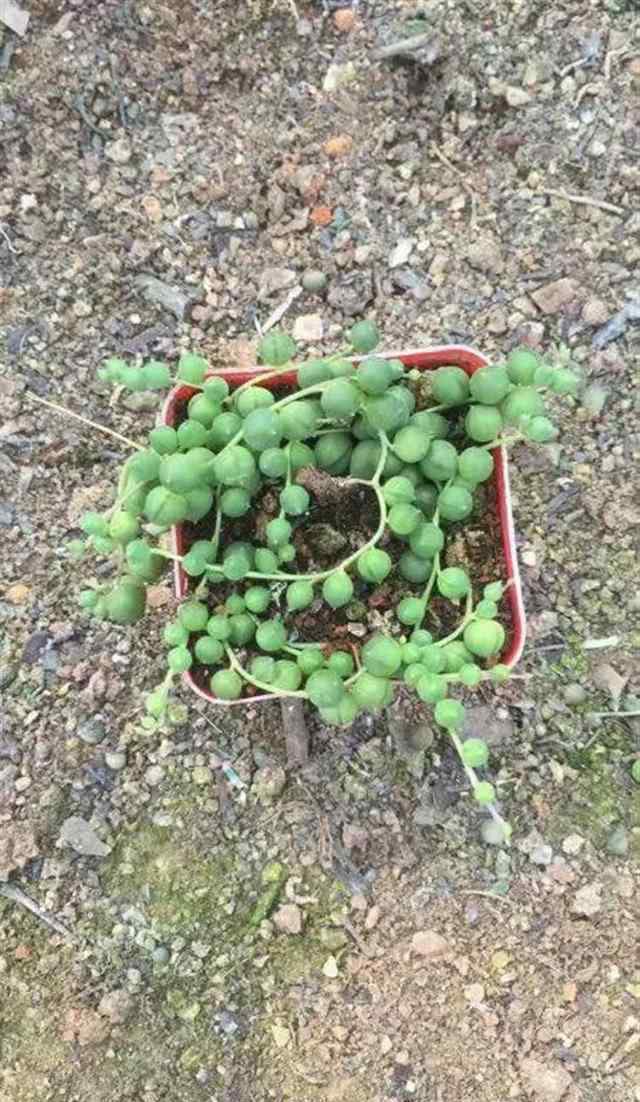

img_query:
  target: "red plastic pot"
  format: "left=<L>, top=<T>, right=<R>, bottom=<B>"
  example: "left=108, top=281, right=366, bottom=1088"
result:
left=162, top=345, right=526, bottom=706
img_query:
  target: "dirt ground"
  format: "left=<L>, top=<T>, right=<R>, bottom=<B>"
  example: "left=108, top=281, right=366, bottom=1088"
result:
left=1, top=1, right=640, bottom=1100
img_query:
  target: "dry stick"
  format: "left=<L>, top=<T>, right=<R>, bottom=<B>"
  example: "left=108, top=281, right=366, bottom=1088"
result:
left=460, top=889, right=514, bottom=905
left=374, top=32, right=442, bottom=62
left=281, top=697, right=309, bottom=768
left=0, top=222, right=17, bottom=253
left=0, top=882, right=74, bottom=938
left=343, top=918, right=376, bottom=958
left=430, top=144, right=479, bottom=225
left=540, top=188, right=624, bottom=217
left=23, top=392, right=144, bottom=450
left=589, top=710, right=640, bottom=719
left=260, top=285, right=303, bottom=335
left=604, top=46, right=631, bottom=82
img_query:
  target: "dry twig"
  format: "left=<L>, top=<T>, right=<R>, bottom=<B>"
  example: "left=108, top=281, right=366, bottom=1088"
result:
left=430, top=144, right=479, bottom=225
left=0, top=882, right=74, bottom=938
left=23, top=391, right=143, bottom=450
left=540, top=188, right=624, bottom=217
left=374, top=32, right=442, bottom=64
left=281, top=698, right=309, bottom=767
left=259, top=285, right=303, bottom=335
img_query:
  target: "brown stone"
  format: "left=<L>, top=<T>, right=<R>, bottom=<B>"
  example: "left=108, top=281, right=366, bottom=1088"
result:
left=0, top=823, right=38, bottom=881
left=466, top=236, right=504, bottom=276
left=61, top=1008, right=110, bottom=1047
left=310, top=206, right=333, bottom=226
left=334, top=9, right=355, bottom=33
left=581, top=297, right=609, bottom=326
left=323, top=134, right=354, bottom=159
left=98, top=990, right=135, bottom=1025
left=273, top=903, right=303, bottom=935
left=411, top=930, right=450, bottom=960
left=520, top=1057, right=572, bottom=1102
left=531, top=278, right=580, bottom=315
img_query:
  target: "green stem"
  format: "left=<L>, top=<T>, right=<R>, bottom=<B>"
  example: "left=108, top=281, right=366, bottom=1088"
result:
left=435, top=589, right=474, bottom=647
left=411, top=501, right=443, bottom=632
left=422, top=553, right=440, bottom=607
left=225, top=646, right=308, bottom=698
left=210, top=490, right=223, bottom=560
left=448, top=728, right=511, bottom=841
left=218, top=347, right=358, bottom=409
left=201, top=433, right=389, bottom=585
left=482, top=431, right=525, bottom=450
left=23, top=392, right=144, bottom=450
left=209, top=380, right=337, bottom=468
left=107, top=478, right=147, bottom=516
left=221, top=366, right=292, bottom=406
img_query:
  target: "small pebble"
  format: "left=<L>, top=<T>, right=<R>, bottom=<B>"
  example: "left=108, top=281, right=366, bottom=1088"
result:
left=192, top=766, right=212, bottom=786
left=530, top=844, right=553, bottom=867
left=105, top=751, right=127, bottom=771
left=105, top=138, right=132, bottom=164
left=78, top=718, right=107, bottom=745
left=0, top=666, right=16, bottom=690
left=606, top=825, right=628, bottom=857
left=564, top=683, right=587, bottom=706
left=145, top=765, right=165, bottom=787
left=322, top=955, right=339, bottom=978
left=302, top=269, right=328, bottom=293
left=319, top=928, right=348, bottom=951
left=481, top=819, right=507, bottom=846
left=562, top=833, right=585, bottom=856
left=153, top=945, right=170, bottom=964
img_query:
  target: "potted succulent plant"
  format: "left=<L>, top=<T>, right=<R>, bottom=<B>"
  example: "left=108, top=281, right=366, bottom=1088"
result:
left=71, top=322, right=579, bottom=836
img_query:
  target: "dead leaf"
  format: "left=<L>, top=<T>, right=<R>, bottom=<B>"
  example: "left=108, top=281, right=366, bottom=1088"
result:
left=322, top=955, right=339, bottom=978
left=591, top=662, right=627, bottom=705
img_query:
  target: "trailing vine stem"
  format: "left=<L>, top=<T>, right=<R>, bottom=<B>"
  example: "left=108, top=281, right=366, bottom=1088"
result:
left=448, top=728, right=512, bottom=841
left=155, top=432, right=390, bottom=586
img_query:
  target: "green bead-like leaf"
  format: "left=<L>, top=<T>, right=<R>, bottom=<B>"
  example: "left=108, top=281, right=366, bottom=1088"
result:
left=286, top=580, right=314, bottom=611
left=348, top=319, right=380, bottom=354
left=434, top=698, right=465, bottom=730
left=463, top=620, right=505, bottom=657
left=437, top=567, right=470, bottom=600
left=322, top=571, right=354, bottom=609
left=361, top=634, right=402, bottom=677
left=256, top=620, right=287, bottom=652
left=210, top=669, right=244, bottom=699
left=357, top=547, right=392, bottom=584
left=461, top=738, right=489, bottom=767
left=258, top=329, right=296, bottom=366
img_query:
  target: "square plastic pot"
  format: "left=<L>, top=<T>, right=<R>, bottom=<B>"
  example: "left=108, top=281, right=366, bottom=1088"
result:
left=162, top=345, right=526, bottom=706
